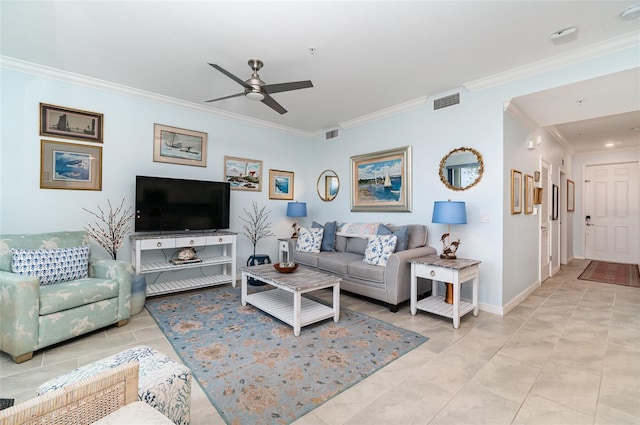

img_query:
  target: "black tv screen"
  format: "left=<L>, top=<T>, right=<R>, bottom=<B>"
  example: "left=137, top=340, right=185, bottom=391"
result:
left=135, top=176, right=230, bottom=232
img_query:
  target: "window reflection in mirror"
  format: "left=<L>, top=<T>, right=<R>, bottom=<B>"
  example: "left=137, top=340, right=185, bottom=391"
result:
left=439, top=147, right=484, bottom=191
left=317, top=170, right=340, bottom=201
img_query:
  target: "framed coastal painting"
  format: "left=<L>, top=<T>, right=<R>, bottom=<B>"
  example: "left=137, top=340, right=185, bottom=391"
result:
left=511, top=169, right=522, bottom=214
left=40, top=103, right=103, bottom=143
left=350, top=145, right=412, bottom=212
left=525, top=174, right=534, bottom=214
left=224, top=156, right=263, bottom=191
left=40, top=140, right=102, bottom=190
left=153, top=124, right=207, bottom=167
left=269, top=169, right=294, bottom=200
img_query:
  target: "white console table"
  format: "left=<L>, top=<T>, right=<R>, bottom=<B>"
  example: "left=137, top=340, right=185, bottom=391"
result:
left=130, top=232, right=237, bottom=296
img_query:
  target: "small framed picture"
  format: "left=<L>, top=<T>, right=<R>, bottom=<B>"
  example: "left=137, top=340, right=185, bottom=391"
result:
left=567, top=179, right=575, bottom=212
left=269, top=169, right=294, bottom=200
left=153, top=123, right=207, bottom=167
left=534, top=171, right=540, bottom=182
left=552, top=184, right=559, bottom=220
left=40, top=103, right=103, bottom=143
left=525, top=174, right=534, bottom=214
left=224, top=156, right=263, bottom=191
left=511, top=169, right=522, bottom=214
left=534, top=187, right=543, bottom=205
left=40, top=140, right=102, bottom=190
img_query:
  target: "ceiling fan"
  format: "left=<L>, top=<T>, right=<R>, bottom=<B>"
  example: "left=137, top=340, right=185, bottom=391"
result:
left=205, top=59, right=313, bottom=114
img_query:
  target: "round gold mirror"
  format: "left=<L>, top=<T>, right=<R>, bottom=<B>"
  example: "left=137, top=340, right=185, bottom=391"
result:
left=317, top=170, right=340, bottom=201
left=439, top=147, right=484, bottom=191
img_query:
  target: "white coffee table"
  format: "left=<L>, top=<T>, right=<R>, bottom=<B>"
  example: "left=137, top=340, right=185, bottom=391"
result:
left=240, top=263, right=341, bottom=336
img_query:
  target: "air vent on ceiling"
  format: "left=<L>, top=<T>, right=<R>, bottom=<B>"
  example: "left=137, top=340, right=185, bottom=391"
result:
left=325, top=128, right=340, bottom=140
left=433, top=92, right=460, bottom=110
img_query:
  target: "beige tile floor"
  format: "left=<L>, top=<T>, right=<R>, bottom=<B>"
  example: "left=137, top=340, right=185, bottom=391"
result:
left=1, top=259, right=638, bottom=424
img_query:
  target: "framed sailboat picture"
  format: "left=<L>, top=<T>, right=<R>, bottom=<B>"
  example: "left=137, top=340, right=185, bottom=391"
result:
left=350, top=146, right=412, bottom=212
left=153, top=124, right=207, bottom=167
left=224, top=156, right=263, bottom=191
left=40, top=103, right=103, bottom=143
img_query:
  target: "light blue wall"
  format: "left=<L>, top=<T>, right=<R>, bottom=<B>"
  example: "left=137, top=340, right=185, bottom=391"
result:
left=1, top=45, right=637, bottom=313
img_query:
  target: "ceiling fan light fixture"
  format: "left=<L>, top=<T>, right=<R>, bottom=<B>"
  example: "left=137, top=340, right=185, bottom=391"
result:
left=246, top=91, right=265, bottom=101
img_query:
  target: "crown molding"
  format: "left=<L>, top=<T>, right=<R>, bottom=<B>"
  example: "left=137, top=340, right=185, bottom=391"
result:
left=503, top=99, right=539, bottom=132
left=464, top=30, right=640, bottom=92
left=338, top=96, right=428, bottom=129
left=545, top=126, right=575, bottom=156
left=0, top=56, right=318, bottom=139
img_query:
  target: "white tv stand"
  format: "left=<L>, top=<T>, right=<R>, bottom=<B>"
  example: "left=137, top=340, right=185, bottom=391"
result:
left=130, top=231, right=237, bottom=296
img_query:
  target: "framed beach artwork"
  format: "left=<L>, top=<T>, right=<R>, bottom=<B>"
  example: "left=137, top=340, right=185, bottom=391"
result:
left=224, top=156, right=263, bottom=191
left=40, top=103, right=103, bottom=143
left=153, top=124, right=207, bottom=167
left=511, top=169, right=522, bottom=214
left=40, top=140, right=102, bottom=190
left=269, top=169, right=294, bottom=200
left=350, top=146, right=412, bottom=212
left=525, top=174, right=534, bottom=214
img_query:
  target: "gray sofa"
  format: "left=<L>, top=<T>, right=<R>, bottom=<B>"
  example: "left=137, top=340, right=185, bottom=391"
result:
left=289, top=223, right=436, bottom=312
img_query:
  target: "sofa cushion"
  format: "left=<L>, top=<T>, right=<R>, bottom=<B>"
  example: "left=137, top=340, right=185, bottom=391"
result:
left=317, top=252, right=362, bottom=275
left=335, top=235, right=347, bottom=252
left=363, top=235, right=397, bottom=266
left=11, top=245, right=90, bottom=285
left=312, top=221, right=337, bottom=252
left=295, top=227, right=324, bottom=253
left=39, top=277, right=119, bottom=315
left=405, top=224, right=428, bottom=249
left=293, top=251, right=320, bottom=268
left=347, top=260, right=386, bottom=283
left=378, top=224, right=408, bottom=251
left=345, top=237, right=368, bottom=255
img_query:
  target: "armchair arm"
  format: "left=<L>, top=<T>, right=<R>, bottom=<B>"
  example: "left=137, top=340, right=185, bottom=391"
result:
left=384, top=246, right=437, bottom=305
left=0, top=271, right=40, bottom=359
left=89, top=258, right=134, bottom=321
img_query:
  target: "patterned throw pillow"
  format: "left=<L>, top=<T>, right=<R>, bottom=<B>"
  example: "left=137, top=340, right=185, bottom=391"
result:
left=11, top=245, right=90, bottom=285
left=362, top=235, right=398, bottom=266
left=295, top=227, right=324, bottom=253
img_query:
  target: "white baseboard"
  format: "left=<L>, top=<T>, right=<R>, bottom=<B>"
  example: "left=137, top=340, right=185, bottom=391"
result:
left=501, top=279, right=541, bottom=316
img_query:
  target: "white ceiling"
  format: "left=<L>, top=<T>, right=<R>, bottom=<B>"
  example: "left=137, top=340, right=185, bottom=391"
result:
left=1, top=1, right=639, bottom=151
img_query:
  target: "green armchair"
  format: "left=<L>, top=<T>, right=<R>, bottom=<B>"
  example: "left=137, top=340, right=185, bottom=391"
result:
left=0, top=231, right=133, bottom=363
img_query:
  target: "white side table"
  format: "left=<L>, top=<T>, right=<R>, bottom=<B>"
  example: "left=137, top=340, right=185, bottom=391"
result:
left=278, top=238, right=290, bottom=263
left=410, top=255, right=481, bottom=329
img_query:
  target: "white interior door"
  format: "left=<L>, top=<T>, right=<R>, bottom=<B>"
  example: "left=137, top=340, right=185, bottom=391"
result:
left=540, top=160, right=551, bottom=281
left=585, top=162, right=639, bottom=264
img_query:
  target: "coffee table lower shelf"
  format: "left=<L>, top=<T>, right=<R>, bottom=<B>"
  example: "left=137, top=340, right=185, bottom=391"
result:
left=245, top=290, right=336, bottom=333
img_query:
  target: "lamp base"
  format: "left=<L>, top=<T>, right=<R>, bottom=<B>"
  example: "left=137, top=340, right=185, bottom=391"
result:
left=445, top=283, right=453, bottom=304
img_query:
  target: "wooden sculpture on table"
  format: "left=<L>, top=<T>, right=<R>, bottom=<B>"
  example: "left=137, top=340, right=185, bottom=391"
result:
left=440, top=233, right=461, bottom=259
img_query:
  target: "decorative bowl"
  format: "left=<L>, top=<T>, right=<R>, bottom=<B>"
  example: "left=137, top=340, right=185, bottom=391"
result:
left=274, top=262, right=298, bottom=273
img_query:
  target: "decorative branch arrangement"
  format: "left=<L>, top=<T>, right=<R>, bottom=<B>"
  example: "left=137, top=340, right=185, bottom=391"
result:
left=240, top=202, right=275, bottom=257
left=83, top=198, right=134, bottom=260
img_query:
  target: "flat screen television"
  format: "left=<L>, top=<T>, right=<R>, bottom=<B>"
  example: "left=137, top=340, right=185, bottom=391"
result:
left=135, top=176, right=230, bottom=233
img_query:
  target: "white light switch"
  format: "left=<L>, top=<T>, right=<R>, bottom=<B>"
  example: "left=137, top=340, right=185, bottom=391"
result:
left=480, top=213, right=491, bottom=223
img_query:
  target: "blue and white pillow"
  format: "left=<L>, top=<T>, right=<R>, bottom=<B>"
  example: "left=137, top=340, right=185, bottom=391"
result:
left=295, top=227, right=324, bottom=253
left=11, top=245, right=90, bottom=285
left=362, top=235, right=397, bottom=266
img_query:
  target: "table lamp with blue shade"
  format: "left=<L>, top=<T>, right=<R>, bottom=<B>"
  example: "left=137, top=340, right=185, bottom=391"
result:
left=432, top=200, right=467, bottom=259
left=286, top=201, right=307, bottom=238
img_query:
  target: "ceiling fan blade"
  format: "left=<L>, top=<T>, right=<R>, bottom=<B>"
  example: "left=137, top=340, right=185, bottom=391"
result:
left=208, top=63, right=252, bottom=89
left=205, top=92, right=245, bottom=103
left=261, top=94, right=287, bottom=114
left=262, top=80, right=313, bottom=95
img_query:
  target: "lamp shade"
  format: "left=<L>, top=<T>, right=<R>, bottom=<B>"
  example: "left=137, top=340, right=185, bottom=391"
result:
left=432, top=201, right=467, bottom=224
left=286, top=202, right=307, bottom=217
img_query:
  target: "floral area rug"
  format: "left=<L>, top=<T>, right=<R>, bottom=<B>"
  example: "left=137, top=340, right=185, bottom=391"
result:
left=578, top=260, right=640, bottom=287
left=145, top=286, right=427, bottom=425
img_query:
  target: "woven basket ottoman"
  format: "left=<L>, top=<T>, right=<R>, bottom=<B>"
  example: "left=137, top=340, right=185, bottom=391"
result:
left=38, top=345, right=191, bottom=425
